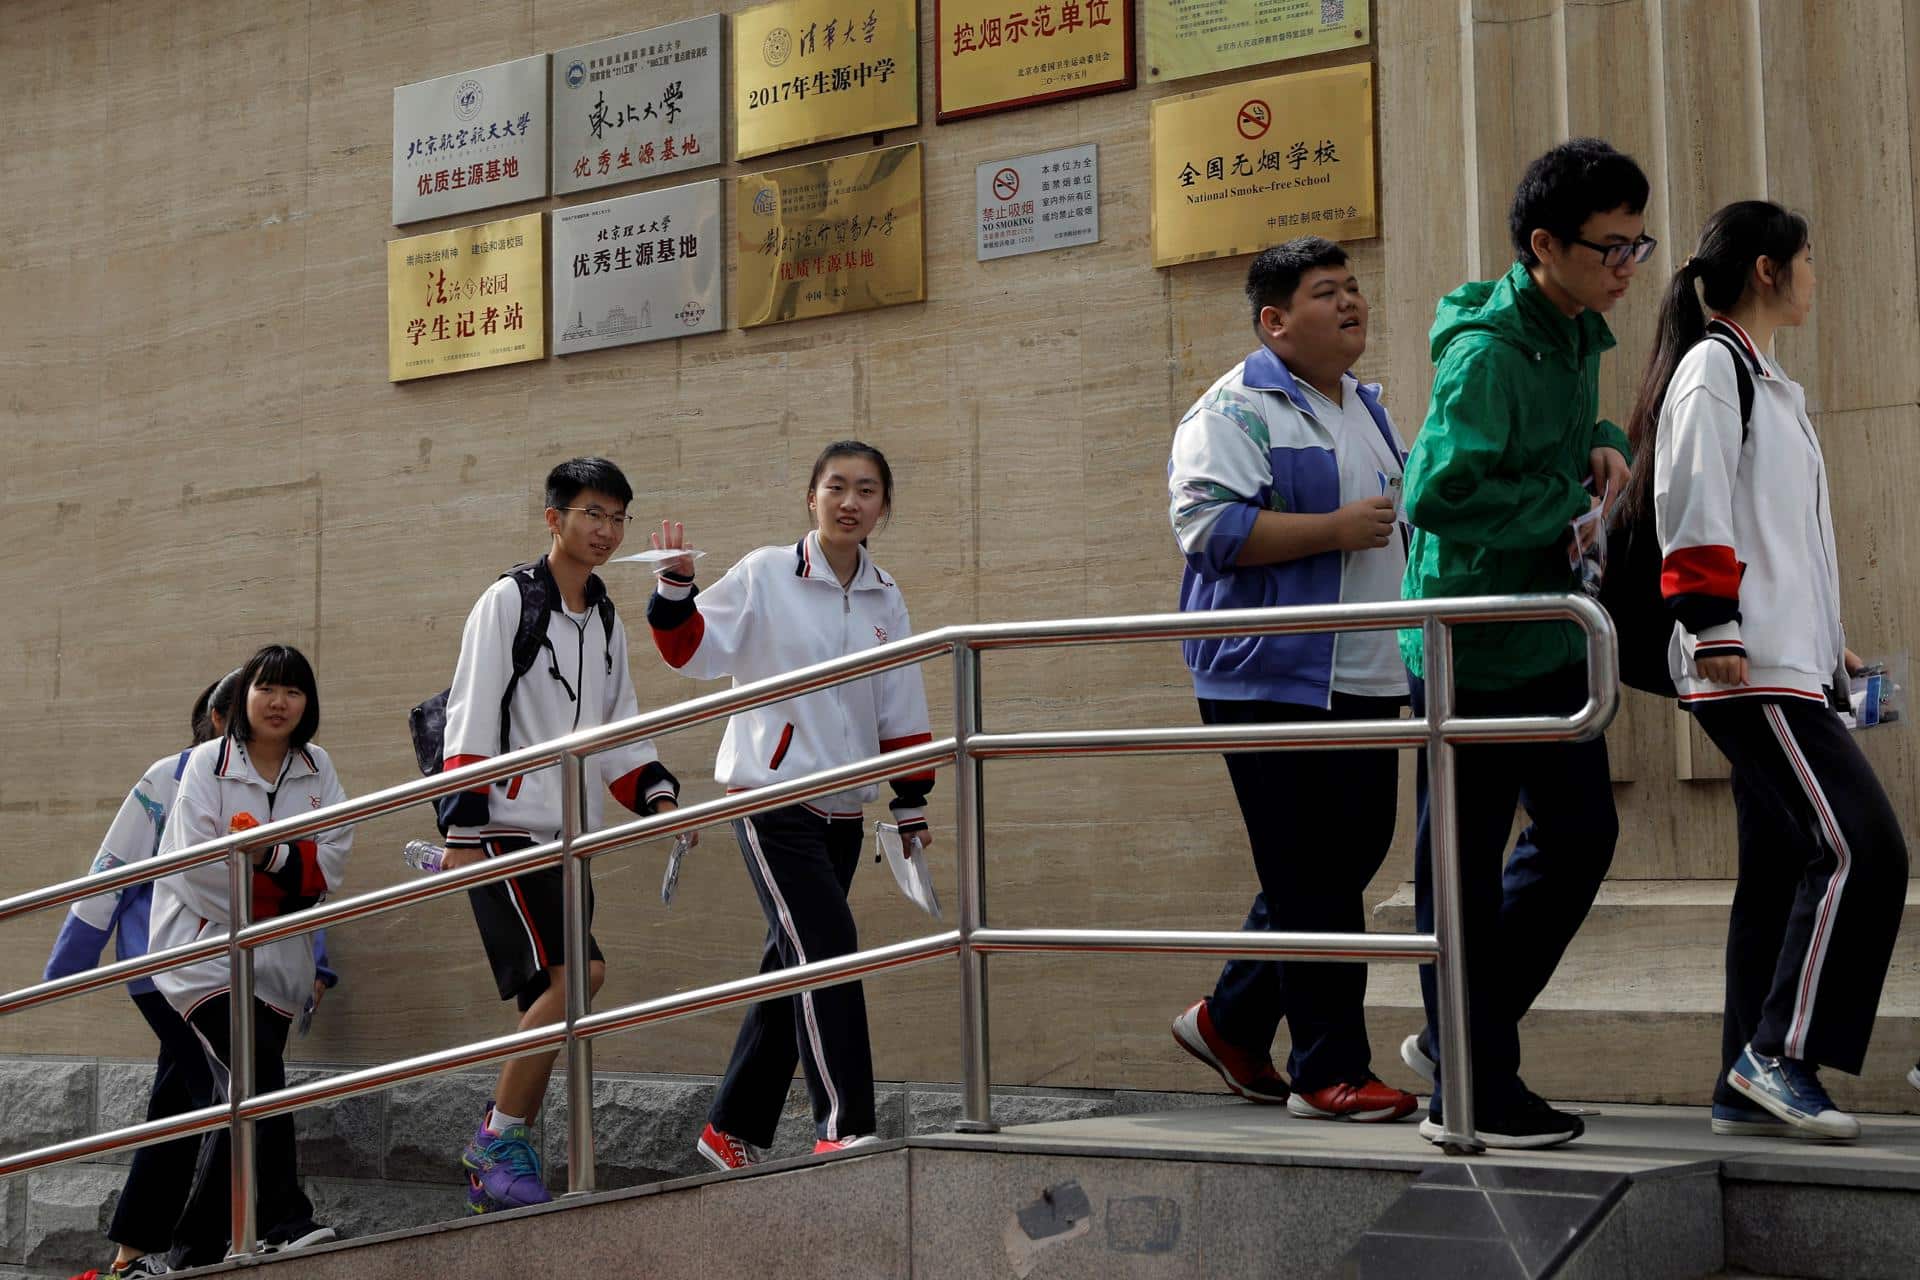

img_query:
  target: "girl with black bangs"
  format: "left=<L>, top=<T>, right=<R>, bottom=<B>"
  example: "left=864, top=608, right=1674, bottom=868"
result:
left=149, top=644, right=350, bottom=1263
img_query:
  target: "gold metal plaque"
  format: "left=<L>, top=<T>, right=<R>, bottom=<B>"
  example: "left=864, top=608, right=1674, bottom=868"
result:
left=735, top=143, right=924, bottom=328
left=388, top=213, right=545, bottom=381
left=935, top=0, right=1135, bottom=123
left=1145, top=0, right=1370, bottom=83
left=732, top=0, right=919, bottom=161
left=1150, top=62, right=1375, bottom=268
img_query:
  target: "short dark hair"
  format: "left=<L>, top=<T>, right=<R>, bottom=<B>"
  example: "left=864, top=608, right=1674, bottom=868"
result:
left=228, top=645, right=321, bottom=750
left=1509, top=138, right=1650, bottom=266
left=546, top=457, right=633, bottom=510
left=1245, top=237, right=1349, bottom=326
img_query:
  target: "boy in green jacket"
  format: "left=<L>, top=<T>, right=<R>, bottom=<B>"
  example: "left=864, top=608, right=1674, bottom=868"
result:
left=1398, top=139, right=1651, bottom=1149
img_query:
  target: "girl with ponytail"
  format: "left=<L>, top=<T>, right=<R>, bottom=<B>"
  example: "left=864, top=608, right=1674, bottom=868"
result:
left=1632, top=201, right=1907, bottom=1141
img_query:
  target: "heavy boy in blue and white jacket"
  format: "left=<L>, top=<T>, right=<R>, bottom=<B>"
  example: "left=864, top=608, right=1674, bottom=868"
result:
left=1169, top=346, right=1408, bottom=707
left=1161, top=239, right=1419, bottom=1126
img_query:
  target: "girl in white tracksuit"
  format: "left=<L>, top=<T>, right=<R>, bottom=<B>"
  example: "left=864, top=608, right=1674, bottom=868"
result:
left=1624, top=201, right=1906, bottom=1141
left=148, top=645, right=351, bottom=1260
left=646, top=441, right=933, bottom=1167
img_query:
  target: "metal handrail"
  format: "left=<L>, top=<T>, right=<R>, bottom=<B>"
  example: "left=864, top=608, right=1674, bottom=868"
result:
left=0, top=593, right=1617, bottom=1248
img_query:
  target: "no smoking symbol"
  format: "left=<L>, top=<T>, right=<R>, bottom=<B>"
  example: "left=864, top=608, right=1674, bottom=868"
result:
left=1237, top=100, right=1271, bottom=140
left=992, top=168, right=1020, bottom=200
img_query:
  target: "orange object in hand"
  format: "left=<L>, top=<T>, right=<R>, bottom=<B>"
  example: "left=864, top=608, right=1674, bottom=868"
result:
left=229, top=812, right=260, bottom=833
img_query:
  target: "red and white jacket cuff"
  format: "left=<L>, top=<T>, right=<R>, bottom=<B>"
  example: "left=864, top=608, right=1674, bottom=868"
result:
left=1692, top=622, right=1746, bottom=660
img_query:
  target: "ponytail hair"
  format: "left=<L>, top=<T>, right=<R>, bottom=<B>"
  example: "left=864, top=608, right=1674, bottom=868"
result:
left=1619, top=200, right=1808, bottom=524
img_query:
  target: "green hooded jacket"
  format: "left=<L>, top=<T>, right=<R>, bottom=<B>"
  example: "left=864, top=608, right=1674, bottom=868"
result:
left=1399, top=261, right=1632, bottom=689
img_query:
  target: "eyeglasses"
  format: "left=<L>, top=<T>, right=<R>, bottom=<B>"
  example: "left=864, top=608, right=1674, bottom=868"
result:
left=1568, top=234, right=1658, bottom=268
left=558, top=506, right=633, bottom=529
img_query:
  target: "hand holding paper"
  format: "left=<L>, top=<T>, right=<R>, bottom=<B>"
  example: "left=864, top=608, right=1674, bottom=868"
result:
left=875, top=821, right=941, bottom=918
left=639, top=519, right=701, bottom=579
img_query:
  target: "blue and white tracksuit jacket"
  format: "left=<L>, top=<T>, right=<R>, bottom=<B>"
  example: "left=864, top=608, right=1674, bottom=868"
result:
left=1168, top=346, right=1407, bottom=708
left=44, top=749, right=336, bottom=997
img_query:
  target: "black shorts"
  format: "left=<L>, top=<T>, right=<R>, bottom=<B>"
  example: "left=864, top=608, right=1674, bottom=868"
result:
left=466, top=835, right=604, bottom=1012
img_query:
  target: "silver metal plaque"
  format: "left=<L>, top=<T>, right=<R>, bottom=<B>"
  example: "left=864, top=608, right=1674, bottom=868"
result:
left=550, top=179, right=725, bottom=354
left=393, top=54, right=550, bottom=225
left=552, top=16, right=726, bottom=196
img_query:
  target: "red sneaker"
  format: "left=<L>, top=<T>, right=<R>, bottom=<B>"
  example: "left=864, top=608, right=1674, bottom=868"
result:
left=1171, top=999, right=1290, bottom=1104
left=696, top=1122, right=761, bottom=1171
left=1288, top=1077, right=1419, bottom=1123
left=813, top=1134, right=879, bottom=1155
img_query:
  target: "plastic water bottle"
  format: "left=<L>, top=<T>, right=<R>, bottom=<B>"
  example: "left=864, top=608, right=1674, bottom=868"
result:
left=401, top=840, right=447, bottom=873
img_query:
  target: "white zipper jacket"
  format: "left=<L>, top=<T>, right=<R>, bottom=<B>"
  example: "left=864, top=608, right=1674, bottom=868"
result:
left=1654, top=318, right=1846, bottom=705
left=442, top=562, right=677, bottom=846
left=149, top=737, right=352, bottom=1017
left=647, top=531, right=934, bottom=828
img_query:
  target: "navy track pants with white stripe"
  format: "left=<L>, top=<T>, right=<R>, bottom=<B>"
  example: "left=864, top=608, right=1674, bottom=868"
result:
left=1694, top=697, right=1908, bottom=1091
left=709, top=804, right=875, bottom=1144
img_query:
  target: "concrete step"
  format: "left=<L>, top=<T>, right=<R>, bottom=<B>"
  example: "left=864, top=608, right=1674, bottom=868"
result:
left=191, top=1102, right=1920, bottom=1280
left=1362, top=881, right=1920, bottom=1114
left=1369, top=880, right=1920, bottom=1016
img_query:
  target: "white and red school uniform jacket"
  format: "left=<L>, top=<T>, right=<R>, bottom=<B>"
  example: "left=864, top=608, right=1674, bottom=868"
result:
left=148, top=737, right=351, bottom=1017
left=441, top=563, right=677, bottom=847
left=1654, top=318, right=1847, bottom=705
left=647, top=531, right=934, bottom=830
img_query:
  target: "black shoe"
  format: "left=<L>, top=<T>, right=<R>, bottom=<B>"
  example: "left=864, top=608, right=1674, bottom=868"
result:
left=1419, top=1091, right=1583, bottom=1150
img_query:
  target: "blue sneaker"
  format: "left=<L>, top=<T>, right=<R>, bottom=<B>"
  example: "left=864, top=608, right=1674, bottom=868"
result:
left=461, top=1114, right=552, bottom=1210
left=1710, top=1097, right=1790, bottom=1137
left=1727, top=1044, right=1859, bottom=1140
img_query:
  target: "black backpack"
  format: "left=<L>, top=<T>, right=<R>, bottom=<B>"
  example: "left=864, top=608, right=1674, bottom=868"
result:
left=409, top=560, right=615, bottom=830
left=1599, top=328, right=1755, bottom=698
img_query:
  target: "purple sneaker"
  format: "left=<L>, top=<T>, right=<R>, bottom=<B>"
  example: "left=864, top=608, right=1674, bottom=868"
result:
left=460, top=1119, right=551, bottom=1211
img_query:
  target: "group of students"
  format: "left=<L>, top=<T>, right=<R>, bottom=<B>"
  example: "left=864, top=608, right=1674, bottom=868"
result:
left=50, top=444, right=933, bottom=1276
left=42, top=133, right=1918, bottom=1276
left=1168, top=137, right=1911, bottom=1149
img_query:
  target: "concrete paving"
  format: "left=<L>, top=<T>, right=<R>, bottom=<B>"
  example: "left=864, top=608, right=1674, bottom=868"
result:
left=920, top=1098, right=1920, bottom=1186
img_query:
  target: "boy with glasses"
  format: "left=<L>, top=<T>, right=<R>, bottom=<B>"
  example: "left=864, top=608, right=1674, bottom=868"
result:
left=1397, top=139, right=1649, bottom=1148
left=439, top=456, right=685, bottom=1209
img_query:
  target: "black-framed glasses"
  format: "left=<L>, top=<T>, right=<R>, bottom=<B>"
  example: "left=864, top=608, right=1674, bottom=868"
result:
left=558, top=506, right=633, bottom=528
left=1569, top=234, right=1658, bottom=268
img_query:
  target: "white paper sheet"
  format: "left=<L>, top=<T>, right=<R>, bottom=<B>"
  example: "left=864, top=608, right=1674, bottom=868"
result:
left=659, top=832, right=696, bottom=906
left=613, top=548, right=709, bottom=566
left=875, top=822, right=941, bottom=918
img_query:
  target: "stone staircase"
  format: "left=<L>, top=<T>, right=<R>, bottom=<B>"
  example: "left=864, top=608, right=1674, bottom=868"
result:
left=1368, top=880, right=1920, bottom=1113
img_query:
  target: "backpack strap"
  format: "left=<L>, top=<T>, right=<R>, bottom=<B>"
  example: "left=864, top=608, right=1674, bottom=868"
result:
left=498, top=560, right=559, bottom=756
left=1702, top=323, right=1758, bottom=441
left=583, top=570, right=617, bottom=675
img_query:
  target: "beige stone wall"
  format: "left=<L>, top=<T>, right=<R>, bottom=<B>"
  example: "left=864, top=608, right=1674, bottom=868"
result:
left=2, top=0, right=1916, bottom=1094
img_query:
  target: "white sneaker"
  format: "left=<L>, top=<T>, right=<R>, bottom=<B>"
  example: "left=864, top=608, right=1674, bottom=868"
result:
left=1400, top=1032, right=1437, bottom=1088
left=257, top=1222, right=337, bottom=1254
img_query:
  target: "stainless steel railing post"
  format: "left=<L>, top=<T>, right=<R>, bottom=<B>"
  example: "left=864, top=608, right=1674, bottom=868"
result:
left=1424, top=617, right=1483, bottom=1156
left=561, top=752, right=595, bottom=1193
left=953, top=642, right=996, bottom=1133
left=227, top=842, right=259, bottom=1254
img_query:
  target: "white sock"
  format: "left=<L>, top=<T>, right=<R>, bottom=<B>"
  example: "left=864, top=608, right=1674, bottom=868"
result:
left=488, top=1106, right=528, bottom=1134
